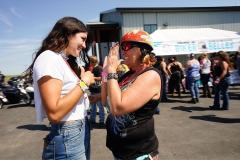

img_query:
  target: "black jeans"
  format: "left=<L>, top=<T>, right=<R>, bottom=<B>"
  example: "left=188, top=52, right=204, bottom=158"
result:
left=200, top=73, right=210, bottom=89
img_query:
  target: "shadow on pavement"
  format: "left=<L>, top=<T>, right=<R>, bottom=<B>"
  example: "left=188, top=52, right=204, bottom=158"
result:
left=171, top=106, right=210, bottom=112
left=190, top=115, right=240, bottom=123
left=7, top=103, right=30, bottom=109
left=17, top=124, right=49, bottom=131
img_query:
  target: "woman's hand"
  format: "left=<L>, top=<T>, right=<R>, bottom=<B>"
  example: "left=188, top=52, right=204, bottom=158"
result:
left=107, top=42, right=123, bottom=73
left=80, top=66, right=95, bottom=86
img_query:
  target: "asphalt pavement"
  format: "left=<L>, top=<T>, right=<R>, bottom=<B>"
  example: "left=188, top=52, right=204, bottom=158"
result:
left=0, top=85, right=240, bottom=160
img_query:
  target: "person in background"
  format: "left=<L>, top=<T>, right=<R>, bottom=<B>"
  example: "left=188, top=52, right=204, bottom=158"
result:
left=103, top=30, right=161, bottom=160
left=199, top=53, right=212, bottom=98
left=172, top=57, right=186, bottom=94
left=209, top=51, right=231, bottom=110
left=89, top=56, right=105, bottom=127
left=23, top=17, right=95, bottom=160
left=236, top=51, right=240, bottom=76
left=154, top=56, right=169, bottom=102
left=116, top=63, right=129, bottom=78
left=185, top=53, right=200, bottom=104
left=0, top=71, right=6, bottom=87
left=168, top=57, right=182, bottom=97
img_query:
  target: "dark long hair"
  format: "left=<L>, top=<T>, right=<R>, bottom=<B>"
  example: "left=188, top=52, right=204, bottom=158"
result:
left=23, top=16, right=92, bottom=81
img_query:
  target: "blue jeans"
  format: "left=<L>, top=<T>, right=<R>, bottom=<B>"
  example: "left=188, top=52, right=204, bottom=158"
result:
left=90, top=92, right=105, bottom=123
left=42, top=117, right=91, bottom=160
left=213, top=77, right=230, bottom=109
left=187, top=75, right=200, bottom=98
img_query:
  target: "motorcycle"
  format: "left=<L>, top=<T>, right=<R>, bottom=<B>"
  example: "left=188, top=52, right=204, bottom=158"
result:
left=17, top=78, right=34, bottom=105
left=22, top=85, right=34, bottom=105
left=0, top=89, right=8, bottom=109
left=0, top=83, right=22, bottom=104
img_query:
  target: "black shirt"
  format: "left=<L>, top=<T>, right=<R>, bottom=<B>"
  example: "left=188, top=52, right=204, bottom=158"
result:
left=0, top=74, right=5, bottom=83
left=89, top=65, right=102, bottom=93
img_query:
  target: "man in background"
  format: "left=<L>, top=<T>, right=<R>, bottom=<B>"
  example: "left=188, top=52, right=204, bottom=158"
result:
left=0, top=71, right=6, bottom=87
left=88, top=56, right=105, bottom=127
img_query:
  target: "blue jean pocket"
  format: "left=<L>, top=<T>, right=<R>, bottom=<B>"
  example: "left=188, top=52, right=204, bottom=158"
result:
left=42, top=136, right=55, bottom=160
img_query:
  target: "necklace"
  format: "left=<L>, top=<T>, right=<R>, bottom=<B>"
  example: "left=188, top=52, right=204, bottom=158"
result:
left=60, top=51, right=69, bottom=60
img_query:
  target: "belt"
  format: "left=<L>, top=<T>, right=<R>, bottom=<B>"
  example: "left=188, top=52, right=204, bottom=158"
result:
left=135, top=150, right=159, bottom=160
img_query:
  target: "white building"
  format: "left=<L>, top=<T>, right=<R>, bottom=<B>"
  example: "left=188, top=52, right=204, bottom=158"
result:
left=87, top=6, right=240, bottom=65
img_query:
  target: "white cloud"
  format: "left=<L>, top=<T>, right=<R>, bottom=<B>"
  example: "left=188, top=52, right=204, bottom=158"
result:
left=0, top=13, right=13, bottom=27
left=10, top=7, right=24, bottom=19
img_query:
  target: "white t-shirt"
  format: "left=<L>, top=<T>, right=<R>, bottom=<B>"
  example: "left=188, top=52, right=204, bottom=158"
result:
left=33, top=50, right=88, bottom=123
left=201, top=59, right=211, bottom=74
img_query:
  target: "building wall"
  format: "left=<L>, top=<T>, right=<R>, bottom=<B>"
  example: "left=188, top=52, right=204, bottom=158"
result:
left=120, top=11, right=240, bottom=33
left=101, top=11, right=123, bottom=25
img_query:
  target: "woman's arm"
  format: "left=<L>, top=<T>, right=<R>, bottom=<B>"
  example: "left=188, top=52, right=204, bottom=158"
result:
left=38, top=69, right=94, bottom=123
left=108, top=70, right=161, bottom=116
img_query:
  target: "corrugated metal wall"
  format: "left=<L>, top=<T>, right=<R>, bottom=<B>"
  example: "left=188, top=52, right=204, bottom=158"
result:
left=120, top=11, right=240, bottom=33
left=101, top=10, right=240, bottom=66
left=156, top=11, right=240, bottom=31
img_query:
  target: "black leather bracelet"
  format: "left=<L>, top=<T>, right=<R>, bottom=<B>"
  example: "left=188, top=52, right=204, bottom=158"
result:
left=107, top=73, right=118, bottom=80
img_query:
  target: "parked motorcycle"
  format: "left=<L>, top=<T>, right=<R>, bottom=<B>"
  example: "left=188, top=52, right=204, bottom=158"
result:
left=16, top=78, right=34, bottom=105
left=0, top=83, right=22, bottom=104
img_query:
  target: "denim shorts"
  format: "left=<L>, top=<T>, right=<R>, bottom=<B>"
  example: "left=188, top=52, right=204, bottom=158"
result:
left=42, top=117, right=91, bottom=160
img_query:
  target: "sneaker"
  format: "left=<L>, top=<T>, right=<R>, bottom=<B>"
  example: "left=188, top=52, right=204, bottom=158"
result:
left=89, top=121, right=96, bottom=124
left=155, top=111, right=160, bottom=115
left=188, top=98, right=196, bottom=104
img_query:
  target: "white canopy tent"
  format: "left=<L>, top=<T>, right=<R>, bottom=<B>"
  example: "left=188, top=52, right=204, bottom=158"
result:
left=151, top=28, right=240, bottom=56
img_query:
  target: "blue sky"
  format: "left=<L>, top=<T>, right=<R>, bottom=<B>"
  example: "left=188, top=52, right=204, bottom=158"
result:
left=0, top=0, right=239, bottom=75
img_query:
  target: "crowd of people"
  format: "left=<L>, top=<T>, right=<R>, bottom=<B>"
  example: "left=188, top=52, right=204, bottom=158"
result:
left=22, top=16, right=238, bottom=160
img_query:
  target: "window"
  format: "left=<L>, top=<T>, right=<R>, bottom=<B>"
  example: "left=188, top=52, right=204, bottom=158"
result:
left=144, top=24, right=157, bottom=34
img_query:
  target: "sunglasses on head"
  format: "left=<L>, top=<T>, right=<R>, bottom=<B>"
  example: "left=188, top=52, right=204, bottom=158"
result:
left=121, top=43, right=139, bottom=51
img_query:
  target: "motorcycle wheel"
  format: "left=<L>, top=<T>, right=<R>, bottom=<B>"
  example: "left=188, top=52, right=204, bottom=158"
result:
left=23, top=94, right=31, bottom=105
left=0, top=99, right=3, bottom=109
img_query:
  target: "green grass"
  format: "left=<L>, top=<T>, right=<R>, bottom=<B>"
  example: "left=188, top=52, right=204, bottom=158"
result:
left=5, top=75, right=20, bottom=82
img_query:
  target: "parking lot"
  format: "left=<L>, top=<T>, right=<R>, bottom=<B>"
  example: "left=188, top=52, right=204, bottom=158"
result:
left=0, top=85, right=240, bottom=160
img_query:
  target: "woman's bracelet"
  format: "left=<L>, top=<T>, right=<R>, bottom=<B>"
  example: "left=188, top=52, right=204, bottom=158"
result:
left=215, top=78, right=220, bottom=82
left=78, top=80, right=89, bottom=93
left=102, top=76, right=108, bottom=82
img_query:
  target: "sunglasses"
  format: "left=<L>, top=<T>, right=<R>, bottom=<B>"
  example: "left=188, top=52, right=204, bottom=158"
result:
left=121, top=43, right=139, bottom=51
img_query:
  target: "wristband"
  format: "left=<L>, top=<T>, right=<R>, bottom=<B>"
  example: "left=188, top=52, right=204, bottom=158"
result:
left=216, top=78, right=220, bottom=82
left=107, top=73, right=118, bottom=80
left=102, top=72, right=107, bottom=76
left=78, top=80, right=89, bottom=93
left=102, top=76, right=108, bottom=82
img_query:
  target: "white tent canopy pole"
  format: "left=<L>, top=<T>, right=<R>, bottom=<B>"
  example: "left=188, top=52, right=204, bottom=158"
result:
left=151, top=28, right=240, bottom=56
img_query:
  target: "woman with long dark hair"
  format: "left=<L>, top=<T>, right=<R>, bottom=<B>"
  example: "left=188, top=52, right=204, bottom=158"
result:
left=209, top=51, right=231, bottom=110
left=24, top=17, right=95, bottom=159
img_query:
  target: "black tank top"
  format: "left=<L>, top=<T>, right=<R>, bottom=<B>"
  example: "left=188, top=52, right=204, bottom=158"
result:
left=215, top=62, right=230, bottom=77
left=170, top=62, right=180, bottom=72
left=105, top=67, right=161, bottom=159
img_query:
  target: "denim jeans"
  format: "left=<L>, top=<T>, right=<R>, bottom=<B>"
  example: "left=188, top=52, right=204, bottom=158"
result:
left=187, top=75, right=200, bottom=98
left=213, top=76, right=230, bottom=109
left=89, top=92, right=105, bottom=123
left=42, top=117, right=91, bottom=160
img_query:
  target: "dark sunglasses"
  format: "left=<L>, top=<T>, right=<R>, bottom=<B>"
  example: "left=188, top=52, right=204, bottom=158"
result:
left=121, top=43, right=139, bottom=51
